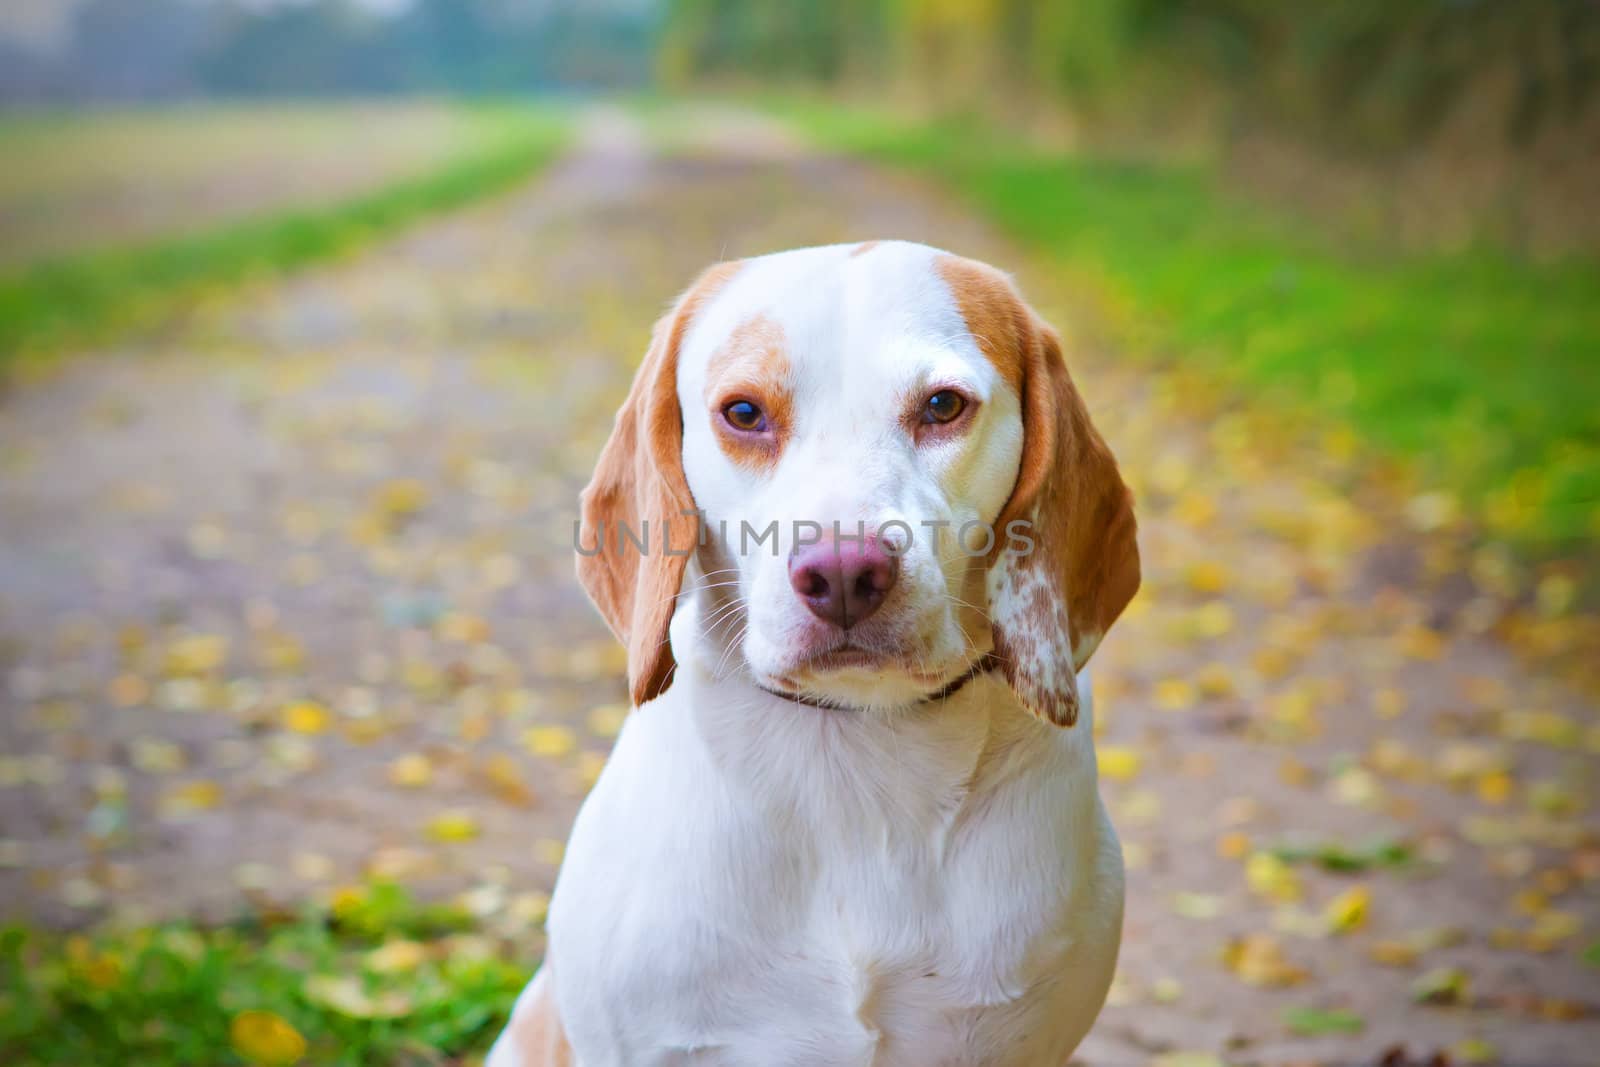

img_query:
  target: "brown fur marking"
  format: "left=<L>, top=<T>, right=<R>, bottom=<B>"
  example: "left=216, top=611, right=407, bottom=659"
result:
left=576, top=260, right=744, bottom=706
left=704, top=312, right=793, bottom=472
left=935, top=255, right=1027, bottom=392
left=939, top=253, right=1140, bottom=727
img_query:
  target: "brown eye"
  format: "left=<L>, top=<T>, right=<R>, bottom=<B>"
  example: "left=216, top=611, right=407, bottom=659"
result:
left=923, top=390, right=966, bottom=424
left=723, top=400, right=767, bottom=432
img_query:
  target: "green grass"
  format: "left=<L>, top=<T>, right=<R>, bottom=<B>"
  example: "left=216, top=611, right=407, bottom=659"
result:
left=774, top=102, right=1600, bottom=557
left=0, top=882, right=536, bottom=1066
left=0, top=107, right=568, bottom=369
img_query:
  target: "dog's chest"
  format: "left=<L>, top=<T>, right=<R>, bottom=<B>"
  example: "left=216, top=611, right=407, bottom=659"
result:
left=546, top=692, right=1116, bottom=1067
left=560, top=816, right=1067, bottom=1066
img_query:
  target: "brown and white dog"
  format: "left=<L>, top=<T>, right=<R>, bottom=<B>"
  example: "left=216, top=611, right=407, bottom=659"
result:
left=490, top=241, right=1139, bottom=1066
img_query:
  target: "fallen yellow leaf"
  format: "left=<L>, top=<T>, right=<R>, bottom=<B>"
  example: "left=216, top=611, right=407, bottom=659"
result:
left=1184, top=561, right=1231, bottom=595
left=523, top=725, right=577, bottom=759
left=1193, top=601, right=1234, bottom=638
left=437, top=612, right=490, bottom=644
left=1173, top=491, right=1217, bottom=528
left=426, top=810, right=479, bottom=843
left=1373, top=687, right=1407, bottom=719
left=1323, top=885, right=1370, bottom=934
left=1098, top=745, right=1141, bottom=782
left=161, top=780, right=222, bottom=816
left=1476, top=771, right=1514, bottom=805
left=1452, top=1038, right=1498, bottom=1065
left=587, top=703, right=628, bottom=738
left=508, top=890, right=551, bottom=925
left=1246, top=851, right=1302, bottom=903
left=365, top=939, right=429, bottom=975
left=372, top=478, right=428, bottom=519
left=387, top=753, right=432, bottom=788
left=481, top=753, right=536, bottom=807
left=1224, top=933, right=1307, bottom=987
left=1172, top=892, right=1224, bottom=920
left=1216, top=831, right=1250, bottom=860
left=164, top=634, right=227, bottom=677
left=230, top=1010, right=307, bottom=1065
left=282, top=701, right=330, bottom=735
left=130, top=737, right=186, bottom=775
left=1369, top=940, right=1418, bottom=967
left=1411, top=966, right=1469, bottom=1005
left=1195, top=663, right=1235, bottom=699
left=304, top=974, right=413, bottom=1019
left=1154, top=678, right=1197, bottom=712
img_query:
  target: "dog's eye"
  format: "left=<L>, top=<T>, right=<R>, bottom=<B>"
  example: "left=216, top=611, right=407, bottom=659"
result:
left=922, top=390, right=967, bottom=424
left=723, top=400, right=767, bottom=432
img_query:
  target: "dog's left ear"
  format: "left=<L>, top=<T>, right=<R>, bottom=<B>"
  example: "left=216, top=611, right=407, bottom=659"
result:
left=943, top=257, right=1139, bottom=728
left=576, top=262, right=741, bottom=707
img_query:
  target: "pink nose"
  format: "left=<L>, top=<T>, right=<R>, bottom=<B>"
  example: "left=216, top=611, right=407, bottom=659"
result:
left=788, top=535, right=899, bottom=630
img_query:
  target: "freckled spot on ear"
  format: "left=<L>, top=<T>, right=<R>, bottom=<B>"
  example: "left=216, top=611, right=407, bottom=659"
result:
left=704, top=312, right=794, bottom=472
left=945, top=251, right=1136, bottom=729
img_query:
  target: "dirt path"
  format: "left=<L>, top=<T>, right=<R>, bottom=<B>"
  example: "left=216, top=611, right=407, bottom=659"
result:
left=1, top=108, right=1596, bottom=1064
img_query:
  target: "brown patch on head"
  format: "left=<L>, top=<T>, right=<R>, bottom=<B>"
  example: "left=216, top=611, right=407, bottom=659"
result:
left=935, top=254, right=1028, bottom=392
left=576, top=259, right=743, bottom=707
left=939, top=253, right=1139, bottom=728
left=849, top=240, right=881, bottom=258
left=703, top=311, right=793, bottom=473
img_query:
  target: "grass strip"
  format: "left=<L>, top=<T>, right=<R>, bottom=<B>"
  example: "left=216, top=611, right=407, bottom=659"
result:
left=0, top=108, right=568, bottom=370
left=772, top=101, right=1600, bottom=559
left=0, top=881, right=536, bottom=1066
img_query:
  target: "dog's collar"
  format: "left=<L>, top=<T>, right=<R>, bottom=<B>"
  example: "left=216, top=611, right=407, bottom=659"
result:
left=755, top=652, right=1002, bottom=711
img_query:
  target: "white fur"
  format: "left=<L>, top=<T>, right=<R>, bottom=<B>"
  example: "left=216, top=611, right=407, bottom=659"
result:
left=676, top=241, right=1023, bottom=710
left=502, top=242, right=1124, bottom=1065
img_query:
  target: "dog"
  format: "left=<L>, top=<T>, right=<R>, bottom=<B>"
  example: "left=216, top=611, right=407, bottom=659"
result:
left=489, top=240, right=1140, bottom=1066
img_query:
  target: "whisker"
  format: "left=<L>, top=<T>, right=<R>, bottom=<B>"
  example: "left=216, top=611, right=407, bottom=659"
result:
left=712, top=620, right=750, bottom=680
left=644, top=573, right=744, bottom=612
left=701, top=597, right=750, bottom=634
left=942, top=591, right=995, bottom=628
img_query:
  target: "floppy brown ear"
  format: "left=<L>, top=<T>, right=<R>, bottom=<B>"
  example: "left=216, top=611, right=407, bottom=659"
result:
left=576, top=262, right=741, bottom=706
left=942, top=256, right=1139, bottom=727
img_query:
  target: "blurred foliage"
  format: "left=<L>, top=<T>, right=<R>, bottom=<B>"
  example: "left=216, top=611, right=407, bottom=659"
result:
left=662, top=0, right=1600, bottom=154
left=0, top=107, right=568, bottom=368
left=1, top=0, right=657, bottom=102
left=0, top=881, right=535, bottom=1066
left=777, top=102, right=1600, bottom=557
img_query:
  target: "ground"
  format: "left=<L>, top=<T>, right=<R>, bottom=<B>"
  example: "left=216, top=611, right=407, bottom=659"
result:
left=1, top=108, right=1596, bottom=1064
left=0, top=104, right=527, bottom=269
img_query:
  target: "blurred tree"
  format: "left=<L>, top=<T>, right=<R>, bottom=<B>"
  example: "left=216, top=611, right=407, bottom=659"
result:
left=659, top=0, right=1600, bottom=154
left=197, top=1, right=391, bottom=96
left=66, top=0, right=210, bottom=100
left=414, top=0, right=495, bottom=93
left=2, top=0, right=660, bottom=102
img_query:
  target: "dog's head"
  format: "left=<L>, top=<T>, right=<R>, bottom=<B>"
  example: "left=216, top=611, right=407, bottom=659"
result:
left=576, top=241, right=1138, bottom=726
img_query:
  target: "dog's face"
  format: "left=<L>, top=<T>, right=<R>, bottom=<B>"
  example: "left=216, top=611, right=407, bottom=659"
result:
left=675, top=244, right=1028, bottom=709
left=578, top=241, right=1138, bottom=725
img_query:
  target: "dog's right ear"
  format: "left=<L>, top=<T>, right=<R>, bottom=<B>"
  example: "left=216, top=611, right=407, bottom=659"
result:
left=576, top=262, right=742, bottom=707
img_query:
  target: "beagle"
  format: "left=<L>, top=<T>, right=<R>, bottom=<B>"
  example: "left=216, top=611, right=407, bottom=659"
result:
left=490, top=241, right=1140, bottom=1066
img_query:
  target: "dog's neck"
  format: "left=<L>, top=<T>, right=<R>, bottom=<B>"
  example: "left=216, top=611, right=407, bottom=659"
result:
left=663, top=590, right=1095, bottom=835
